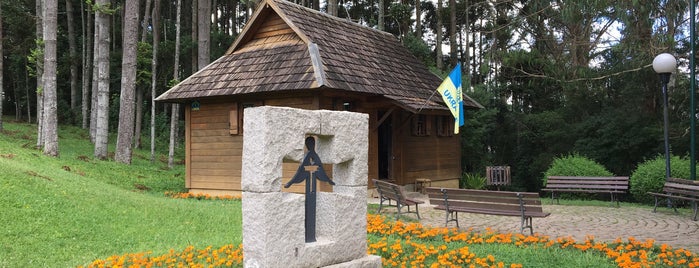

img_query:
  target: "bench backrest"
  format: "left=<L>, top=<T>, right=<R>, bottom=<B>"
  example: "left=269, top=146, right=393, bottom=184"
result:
left=663, top=178, right=699, bottom=198
left=486, top=166, right=511, bottom=186
left=426, top=188, right=544, bottom=214
left=545, top=176, right=629, bottom=191
left=373, top=179, right=409, bottom=203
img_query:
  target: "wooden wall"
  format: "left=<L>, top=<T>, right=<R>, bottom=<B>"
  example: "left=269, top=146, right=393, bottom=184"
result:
left=185, top=94, right=461, bottom=194
left=186, top=99, right=241, bottom=191
left=187, top=95, right=331, bottom=194
left=393, top=111, right=462, bottom=187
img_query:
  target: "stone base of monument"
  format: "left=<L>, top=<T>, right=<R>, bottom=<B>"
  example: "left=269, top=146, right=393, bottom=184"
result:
left=324, top=255, right=382, bottom=268
left=241, top=106, right=380, bottom=268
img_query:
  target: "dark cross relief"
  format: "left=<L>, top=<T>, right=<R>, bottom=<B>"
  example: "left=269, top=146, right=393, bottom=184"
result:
left=284, top=136, right=335, bottom=243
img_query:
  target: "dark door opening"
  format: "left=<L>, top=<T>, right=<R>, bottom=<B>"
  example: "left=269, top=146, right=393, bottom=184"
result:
left=378, top=111, right=392, bottom=180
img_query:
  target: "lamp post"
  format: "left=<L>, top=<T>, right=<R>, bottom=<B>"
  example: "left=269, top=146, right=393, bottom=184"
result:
left=653, top=53, right=677, bottom=180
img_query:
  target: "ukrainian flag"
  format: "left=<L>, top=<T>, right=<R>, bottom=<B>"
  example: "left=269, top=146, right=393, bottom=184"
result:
left=437, top=63, right=464, bottom=134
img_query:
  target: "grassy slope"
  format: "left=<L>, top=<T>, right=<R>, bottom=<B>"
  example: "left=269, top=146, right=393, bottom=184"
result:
left=0, top=122, right=241, bottom=267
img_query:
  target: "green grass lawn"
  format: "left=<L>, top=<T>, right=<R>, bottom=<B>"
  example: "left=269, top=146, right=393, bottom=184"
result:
left=2, top=120, right=695, bottom=267
left=0, top=121, right=241, bottom=267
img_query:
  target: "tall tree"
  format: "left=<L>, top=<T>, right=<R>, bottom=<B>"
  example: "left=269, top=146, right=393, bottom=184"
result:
left=378, top=0, right=384, bottom=31
left=448, top=0, right=456, bottom=65
left=327, top=0, right=337, bottom=16
left=94, top=0, right=111, bottom=159
left=115, top=0, right=139, bottom=164
left=198, top=0, right=211, bottom=69
left=168, top=0, right=182, bottom=168
left=134, top=0, right=153, bottom=149
left=191, top=0, right=198, bottom=73
left=66, top=0, right=78, bottom=110
left=141, top=0, right=152, bottom=42
left=35, top=0, right=43, bottom=148
left=0, top=2, right=3, bottom=132
left=415, top=0, right=422, bottom=38
left=81, top=1, right=93, bottom=129
left=150, top=0, right=161, bottom=162
left=42, top=0, right=58, bottom=156
left=435, top=0, right=442, bottom=69
left=89, top=10, right=99, bottom=142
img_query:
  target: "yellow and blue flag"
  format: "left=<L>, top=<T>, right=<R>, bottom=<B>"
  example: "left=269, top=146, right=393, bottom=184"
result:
left=437, top=63, right=464, bottom=134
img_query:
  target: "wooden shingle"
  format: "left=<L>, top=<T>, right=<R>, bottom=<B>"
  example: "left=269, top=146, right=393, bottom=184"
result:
left=156, top=0, right=482, bottom=111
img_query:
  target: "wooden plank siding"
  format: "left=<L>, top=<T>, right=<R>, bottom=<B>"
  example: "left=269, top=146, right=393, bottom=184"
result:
left=186, top=100, right=240, bottom=191
left=185, top=95, right=460, bottom=194
left=395, top=111, right=461, bottom=186
left=158, top=0, right=475, bottom=195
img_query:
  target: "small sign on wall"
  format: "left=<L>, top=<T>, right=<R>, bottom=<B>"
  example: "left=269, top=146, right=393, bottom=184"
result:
left=191, top=100, right=200, bottom=111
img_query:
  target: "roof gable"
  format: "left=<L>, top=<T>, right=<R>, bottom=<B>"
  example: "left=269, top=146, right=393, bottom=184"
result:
left=156, top=0, right=482, bottom=111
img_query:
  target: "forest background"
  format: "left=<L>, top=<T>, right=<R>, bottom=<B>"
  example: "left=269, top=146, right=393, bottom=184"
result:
left=0, top=0, right=693, bottom=191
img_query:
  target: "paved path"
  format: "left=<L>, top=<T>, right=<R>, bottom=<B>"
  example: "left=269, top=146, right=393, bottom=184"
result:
left=369, top=194, right=699, bottom=253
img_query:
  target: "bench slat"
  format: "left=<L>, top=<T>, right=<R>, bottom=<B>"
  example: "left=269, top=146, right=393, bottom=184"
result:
left=543, top=176, right=629, bottom=206
left=664, top=183, right=699, bottom=192
left=647, top=178, right=699, bottom=221
left=373, top=179, right=423, bottom=220
left=542, top=188, right=626, bottom=192
left=548, top=176, right=629, bottom=181
left=546, top=180, right=629, bottom=186
left=425, top=187, right=549, bottom=233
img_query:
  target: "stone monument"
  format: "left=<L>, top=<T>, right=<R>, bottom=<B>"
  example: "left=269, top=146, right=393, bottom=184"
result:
left=241, top=106, right=381, bottom=268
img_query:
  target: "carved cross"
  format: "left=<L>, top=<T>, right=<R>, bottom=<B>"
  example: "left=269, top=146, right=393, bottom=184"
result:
left=284, top=137, right=335, bottom=242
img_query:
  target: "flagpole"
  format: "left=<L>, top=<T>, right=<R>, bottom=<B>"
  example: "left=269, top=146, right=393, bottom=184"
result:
left=416, top=89, right=440, bottom=114
left=417, top=62, right=461, bottom=114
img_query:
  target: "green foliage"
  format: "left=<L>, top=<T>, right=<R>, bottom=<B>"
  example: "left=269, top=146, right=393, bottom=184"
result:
left=85, top=0, right=120, bottom=15
left=0, top=122, right=236, bottom=267
left=460, top=172, right=487, bottom=189
left=629, top=155, right=692, bottom=204
left=137, top=42, right=154, bottom=87
left=402, top=33, right=434, bottom=68
left=26, top=39, right=44, bottom=78
left=543, top=153, right=614, bottom=185
left=168, top=79, right=181, bottom=88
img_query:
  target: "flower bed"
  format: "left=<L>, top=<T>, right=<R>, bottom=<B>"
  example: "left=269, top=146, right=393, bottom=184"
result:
left=79, top=214, right=699, bottom=268
left=164, top=191, right=241, bottom=201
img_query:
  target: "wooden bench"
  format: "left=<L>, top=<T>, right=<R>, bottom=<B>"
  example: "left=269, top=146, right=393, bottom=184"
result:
left=426, top=187, right=550, bottom=234
left=542, top=176, right=629, bottom=206
left=373, top=179, right=423, bottom=220
left=647, top=178, right=699, bottom=221
left=486, top=166, right=511, bottom=190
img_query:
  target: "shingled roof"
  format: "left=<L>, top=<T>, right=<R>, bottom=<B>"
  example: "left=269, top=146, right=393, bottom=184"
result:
left=155, top=0, right=482, bottom=112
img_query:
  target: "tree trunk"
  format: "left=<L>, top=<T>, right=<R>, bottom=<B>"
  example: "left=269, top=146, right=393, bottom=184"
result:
left=66, top=0, right=78, bottom=110
left=0, top=3, right=3, bottom=132
left=436, top=0, right=443, bottom=69
left=415, top=0, right=421, bottom=39
left=327, top=0, right=337, bottom=16
left=81, top=1, right=92, bottom=129
left=134, top=87, right=142, bottom=148
left=43, top=0, right=59, bottom=157
left=94, top=0, right=111, bottom=160
left=449, top=0, right=457, bottom=66
left=191, top=0, right=197, bottom=73
left=141, top=0, right=152, bottom=42
left=378, top=0, right=384, bottom=31
left=24, top=63, right=30, bottom=123
left=197, top=0, right=210, bottom=70
left=115, top=0, right=139, bottom=164
left=134, top=0, right=152, bottom=148
left=35, top=0, right=44, bottom=148
left=168, top=0, right=182, bottom=168
left=150, top=0, right=161, bottom=163
left=90, top=18, right=99, bottom=143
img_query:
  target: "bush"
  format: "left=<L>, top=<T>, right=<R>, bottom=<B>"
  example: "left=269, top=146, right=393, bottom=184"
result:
left=543, top=153, right=613, bottom=185
left=629, top=155, right=691, bottom=204
left=460, top=173, right=487, bottom=190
